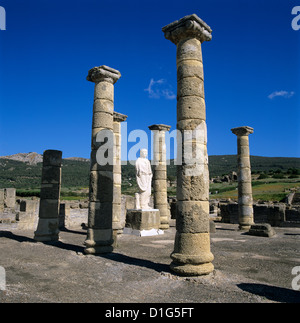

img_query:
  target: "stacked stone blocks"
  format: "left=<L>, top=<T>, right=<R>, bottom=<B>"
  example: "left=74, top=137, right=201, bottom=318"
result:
left=162, top=14, right=214, bottom=276
left=34, top=150, right=62, bottom=241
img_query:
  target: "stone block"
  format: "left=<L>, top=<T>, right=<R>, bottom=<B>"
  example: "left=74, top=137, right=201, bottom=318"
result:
left=125, top=209, right=160, bottom=231
left=248, top=223, right=276, bottom=237
left=4, top=188, right=16, bottom=208
left=92, top=111, right=114, bottom=129
left=39, top=199, right=60, bottom=219
left=42, top=150, right=62, bottom=167
left=88, top=201, right=112, bottom=229
left=177, top=96, right=206, bottom=121
left=89, top=171, right=113, bottom=202
left=176, top=200, right=209, bottom=233
left=34, top=218, right=59, bottom=241
left=93, top=98, right=114, bottom=114
left=94, top=81, right=114, bottom=101
left=20, top=200, right=38, bottom=214
left=177, top=60, right=203, bottom=81
left=40, top=183, right=61, bottom=200
left=177, top=76, right=204, bottom=98
left=41, top=166, right=61, bottom=184
left=171, top=232, right=214, bottom=265
left=176, top=37, right=202, bottom=63
left=177, top=165, right=209, bottom=201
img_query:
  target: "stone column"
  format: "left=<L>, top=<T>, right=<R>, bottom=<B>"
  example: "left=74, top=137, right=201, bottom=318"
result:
left=162, top=14, right=214, bottom=275
left=231, top=126, right=254, bottom=230
left=85, top=65, right=121, bottom=254
left=149, top=124, right=171, bottom=230
left=34, top=150, right=62, bottom=242
left=113, top=111, right=128, bottom=234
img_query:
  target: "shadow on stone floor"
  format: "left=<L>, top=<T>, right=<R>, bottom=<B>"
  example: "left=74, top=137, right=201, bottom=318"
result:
left=0, top=230, right=171, bottom=274
left=237, top=283, right=300, bottom=303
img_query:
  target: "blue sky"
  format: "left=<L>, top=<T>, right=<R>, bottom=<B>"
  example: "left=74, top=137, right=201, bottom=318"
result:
left=0, top=0, right=299, bottom=160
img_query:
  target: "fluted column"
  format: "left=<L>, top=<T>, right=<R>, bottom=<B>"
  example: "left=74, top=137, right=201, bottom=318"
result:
left=231, top=126, right=254, bottom=230
left=34, top=150, right=62, bottom=242
left=149, top=124, right=171, bottom=230
left=162, top=14, right=214, bottom=275
left=85, top=65, right=121, bottom=254
left=113, top=111, right=128, bottom=234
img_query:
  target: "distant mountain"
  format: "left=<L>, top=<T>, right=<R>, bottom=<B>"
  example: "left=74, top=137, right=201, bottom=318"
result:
left=1, top=152, right=43, bottom=165
left=0, top=152, right=90, bottom=165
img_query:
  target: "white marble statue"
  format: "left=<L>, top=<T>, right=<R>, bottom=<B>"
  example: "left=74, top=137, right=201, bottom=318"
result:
left=135, top=149, right=153, bottom=209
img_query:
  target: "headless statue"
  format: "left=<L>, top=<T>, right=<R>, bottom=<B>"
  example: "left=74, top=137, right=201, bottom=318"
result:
left=135, top=149, right=152, bottom=209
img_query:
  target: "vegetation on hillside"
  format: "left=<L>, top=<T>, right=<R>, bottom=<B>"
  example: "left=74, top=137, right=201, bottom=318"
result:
left=0, top=155, right=299, bottom=201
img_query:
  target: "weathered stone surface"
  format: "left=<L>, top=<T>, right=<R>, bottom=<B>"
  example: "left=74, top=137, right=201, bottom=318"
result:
left=177, top=96, right=206, bottom=120
left=162, top=14, right=212, bottom=45
left=177, top=77, right=204, bottom=98
left=125, top=209, right=160, bottom=231
left=40, top=183, right=61, bottom=200
left=92, top=111, right=114, bottom=129
left=88, top=201, right=113, bottom=229
left=4, top=188, right=16, bottom=208
left=20, top=200, right=38, bottom=214
left=177, top=165, right=209, bottom=201
left=171, top=232, right=214, bottom=265
left=89, top=170, right=113, bottom=202
left=177, top=60, right=204, bottom=81
left=87, top=65, right=121, bottom=85
left=231, top=126, right=254, bottom=230
left=248, top=223, right=276, bottom=237
left=93, top=99, right=114, bottom=114
left=176, top=201, right=209, bottom=233
left=41, top=166, right=61, bottom=184
left=86, top=65, right=120, bottom=254
left=34, top=149, right=62, bottom=241
left=163, top=14, right=213, bottom=275
left=42, top=150, right=62, bottom=167
left=34, top=218, right=59, bottom=242
left=39, top=199, right=60, bottom=219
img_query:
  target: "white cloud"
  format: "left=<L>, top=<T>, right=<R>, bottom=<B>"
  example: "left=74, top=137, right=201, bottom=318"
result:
left=144, top=78, right=176, bottom=100
left=268, top=90, right=295, bottom=99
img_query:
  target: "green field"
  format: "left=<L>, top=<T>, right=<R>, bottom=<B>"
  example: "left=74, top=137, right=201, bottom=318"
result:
left=209, top=178, right=300, bottom=202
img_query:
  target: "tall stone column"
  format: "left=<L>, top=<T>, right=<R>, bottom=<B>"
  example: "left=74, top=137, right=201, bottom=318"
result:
left=231, top=126, right=254, bottom=230
left=162, top=14, right=214, bottom=275
left=85, top=65, right=121, bottom=254
left=149, top=124, right=171, bottom=230
left=34, top=150, right=62, bottom=242
left=113, top=111, right=128, bottom=234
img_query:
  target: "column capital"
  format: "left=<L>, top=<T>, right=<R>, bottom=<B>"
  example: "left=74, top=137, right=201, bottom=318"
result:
left=113, top=111, right=128, bottom=123
left=231, top=126, right=254, bottom=136
left=148, top=124, right=171, bottom=132
left=87, top=65, right=121, bottom=84
left=162, top=14, right=212, bottom=44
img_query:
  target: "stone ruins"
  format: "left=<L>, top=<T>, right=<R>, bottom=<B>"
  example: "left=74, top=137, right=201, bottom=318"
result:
left=34, top=150, right=62, bottom=242
left=148, top=124, right=171, bottom=230
left=1, top=13, right=300, bottom=280
left=231, top=126, right=254, bottom=230
left=162, top=14, right=214, bottom=276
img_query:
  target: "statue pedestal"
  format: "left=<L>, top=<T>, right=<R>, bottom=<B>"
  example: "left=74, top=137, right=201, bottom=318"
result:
left=124, top=209, right=163, bottom=236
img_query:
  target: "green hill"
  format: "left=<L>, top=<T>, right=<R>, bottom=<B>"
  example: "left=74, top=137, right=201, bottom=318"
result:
left=0, top=155, right=299, bottom=191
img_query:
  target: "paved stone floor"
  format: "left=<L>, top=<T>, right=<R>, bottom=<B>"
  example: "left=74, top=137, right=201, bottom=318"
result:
left=0, top=223, right=299, bottom=303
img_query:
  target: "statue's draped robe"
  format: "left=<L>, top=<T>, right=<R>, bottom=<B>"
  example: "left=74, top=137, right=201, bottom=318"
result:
left=135, top=157, right=152, bottom=193
left=135, top=157, right=152, bottom=209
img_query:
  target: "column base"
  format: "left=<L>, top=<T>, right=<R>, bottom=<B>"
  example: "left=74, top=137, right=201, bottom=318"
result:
left=160, top=223, right=170, bottom=230
left=34, top=218, right=59, bottom=242
left=238, top=224, right=252, bottom=231
left=84, top=228, right=114, bottom=254
left=170, top=262, right=214, bottom=276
